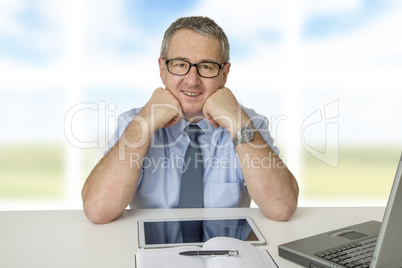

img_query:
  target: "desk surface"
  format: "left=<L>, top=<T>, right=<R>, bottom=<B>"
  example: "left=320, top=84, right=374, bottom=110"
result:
left=0, top=207, right=384, bottom=268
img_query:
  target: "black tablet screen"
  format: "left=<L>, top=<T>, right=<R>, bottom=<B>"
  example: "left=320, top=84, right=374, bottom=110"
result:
left=144, top=218, right=256, bottom=245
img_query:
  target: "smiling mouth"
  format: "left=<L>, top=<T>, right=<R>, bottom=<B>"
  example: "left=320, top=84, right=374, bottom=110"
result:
left=183, top=91, right=201, bottom=97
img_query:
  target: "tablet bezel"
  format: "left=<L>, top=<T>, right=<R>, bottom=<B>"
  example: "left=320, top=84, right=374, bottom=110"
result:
left=137, top=216, right=266, bottom=249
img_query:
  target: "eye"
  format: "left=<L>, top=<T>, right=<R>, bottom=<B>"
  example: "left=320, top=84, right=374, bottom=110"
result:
left=200, top=64, right=212, bottom=70
left=170, top=60, right=188, bottom=69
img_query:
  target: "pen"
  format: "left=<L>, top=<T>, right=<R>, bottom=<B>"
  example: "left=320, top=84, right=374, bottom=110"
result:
left=179, top=250, right=239, bottom=256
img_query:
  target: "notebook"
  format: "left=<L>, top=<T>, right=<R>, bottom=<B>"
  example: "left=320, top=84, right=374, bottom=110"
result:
left=278, top=152, right=402, bottom=268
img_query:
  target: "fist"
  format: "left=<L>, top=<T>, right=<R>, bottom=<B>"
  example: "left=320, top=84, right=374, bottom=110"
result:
left=203, top=87, right=248, bottom=134
left=140, top=87, right=183, bottom=130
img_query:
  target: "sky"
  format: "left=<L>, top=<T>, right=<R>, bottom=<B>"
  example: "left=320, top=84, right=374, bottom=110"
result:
left=0, top=0, right=401, bottom=209
left=1, top=0, right=401, bottom=145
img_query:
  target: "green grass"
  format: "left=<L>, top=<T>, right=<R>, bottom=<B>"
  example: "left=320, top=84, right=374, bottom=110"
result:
left=0, top=143, right=400, bottom=204
left=302, top=146, right=400, bottom=201
left=0, top=143, right=64, bottom=198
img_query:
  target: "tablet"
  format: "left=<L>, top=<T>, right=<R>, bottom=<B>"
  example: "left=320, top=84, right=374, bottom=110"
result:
left=138, top=216, right=266, bottom=248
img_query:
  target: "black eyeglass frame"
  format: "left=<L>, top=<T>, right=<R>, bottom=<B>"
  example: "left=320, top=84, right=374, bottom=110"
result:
left=164, top=58, right=224, bottom=78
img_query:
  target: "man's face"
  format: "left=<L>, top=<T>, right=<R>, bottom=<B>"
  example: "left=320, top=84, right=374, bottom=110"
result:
left=159, top=29, right=230, bottom=122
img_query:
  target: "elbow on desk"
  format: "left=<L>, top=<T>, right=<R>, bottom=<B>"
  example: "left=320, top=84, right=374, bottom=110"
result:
left=263, top=204, right=297, bottom=222
left=81, top=187, right=124, bottom=224
left=82, top=199, right=121, bottom=224
left=260, top=195, right=299, bottom=221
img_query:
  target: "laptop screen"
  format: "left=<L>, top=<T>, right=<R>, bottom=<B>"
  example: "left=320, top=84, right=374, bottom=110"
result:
left=371, top=153, right=402, bottom=267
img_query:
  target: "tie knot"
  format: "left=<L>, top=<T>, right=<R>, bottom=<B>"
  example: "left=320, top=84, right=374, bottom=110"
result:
left=186, top=125, right=201, bottom=140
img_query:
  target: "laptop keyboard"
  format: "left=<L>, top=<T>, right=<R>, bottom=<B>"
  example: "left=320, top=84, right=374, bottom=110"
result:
left=315, top=237, right=377, bottom=268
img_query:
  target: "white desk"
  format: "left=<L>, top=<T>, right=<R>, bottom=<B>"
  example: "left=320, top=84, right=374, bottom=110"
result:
left=0, top=207, right=384, bottom=268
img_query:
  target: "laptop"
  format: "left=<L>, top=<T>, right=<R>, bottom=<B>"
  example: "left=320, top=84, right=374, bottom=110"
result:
left=279, top=152, right=402, bottom=268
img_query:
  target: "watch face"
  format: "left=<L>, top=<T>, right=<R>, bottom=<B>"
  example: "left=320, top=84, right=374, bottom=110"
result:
left=241, top=126, right=254, bottom=141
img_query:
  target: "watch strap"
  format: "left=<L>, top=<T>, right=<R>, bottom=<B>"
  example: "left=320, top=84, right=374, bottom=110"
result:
left=232, top=122, right=257, bottom=147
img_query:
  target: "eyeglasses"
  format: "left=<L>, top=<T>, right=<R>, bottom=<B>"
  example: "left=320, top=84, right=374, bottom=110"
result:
left=165, top=59, right=224, bottom=78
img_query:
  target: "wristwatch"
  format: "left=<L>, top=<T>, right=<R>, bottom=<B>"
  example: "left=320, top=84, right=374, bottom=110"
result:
left=232, top=122, right=257, bottom=147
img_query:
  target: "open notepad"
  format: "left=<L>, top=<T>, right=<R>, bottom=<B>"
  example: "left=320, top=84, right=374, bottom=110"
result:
left=135, top=237, right=278, bottom=268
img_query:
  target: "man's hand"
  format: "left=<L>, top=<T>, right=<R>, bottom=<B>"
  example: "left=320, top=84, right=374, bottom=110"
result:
left=82, top=87, right=183, bottom=224
left=203, top=87, right=299, bottom=221
left=203, top=87, right=247, bottom=136
left=139, top=87, right=183, bottom=131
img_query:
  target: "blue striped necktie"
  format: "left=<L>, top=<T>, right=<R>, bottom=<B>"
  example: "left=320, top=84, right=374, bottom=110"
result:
left=179, top=124, right=204, bottom=208
left=179, top=124, right=204, bottom=242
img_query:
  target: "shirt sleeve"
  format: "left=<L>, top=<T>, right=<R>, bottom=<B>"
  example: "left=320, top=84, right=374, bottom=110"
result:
left=241, top=106, right=281, bottom=156
left=104, top=107, right=142, bottom=155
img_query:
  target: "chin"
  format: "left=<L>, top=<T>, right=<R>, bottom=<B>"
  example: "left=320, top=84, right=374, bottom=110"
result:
left=183, top=110, right=204, bottom=122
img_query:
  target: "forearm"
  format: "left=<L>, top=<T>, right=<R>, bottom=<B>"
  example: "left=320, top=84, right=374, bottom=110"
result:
left=235, top=132, right=299, bottom=221
left=82, top=116, right=152, bottom=224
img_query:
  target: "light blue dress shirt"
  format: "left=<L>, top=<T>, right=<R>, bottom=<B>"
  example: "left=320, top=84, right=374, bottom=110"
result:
left=106, top=105, right=279, bottom=209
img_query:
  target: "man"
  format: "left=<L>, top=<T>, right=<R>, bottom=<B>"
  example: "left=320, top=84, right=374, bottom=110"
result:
left=82, top=16, right=299, bottom=224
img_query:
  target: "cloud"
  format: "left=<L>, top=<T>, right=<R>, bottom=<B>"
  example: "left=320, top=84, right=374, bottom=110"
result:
left=84, top=0, right=200, bottom=62
left=193, top=0, right=284, bottom=57
left=302, top=0, right=402, bottom=40
left=301, top=4, right=402, bottom=71
left=0, top=1, right=24, bottom=33
left=0, top=0, right=62, bottom=64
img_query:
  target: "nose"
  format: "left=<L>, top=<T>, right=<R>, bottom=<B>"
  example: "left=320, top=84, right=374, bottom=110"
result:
left=185, top=65, right=202, bottom=85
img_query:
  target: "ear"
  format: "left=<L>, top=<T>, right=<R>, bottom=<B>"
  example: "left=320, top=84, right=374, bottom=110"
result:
left=221, top=62, right=231, bottom=85
left=158, top=57, right=166, bottom=84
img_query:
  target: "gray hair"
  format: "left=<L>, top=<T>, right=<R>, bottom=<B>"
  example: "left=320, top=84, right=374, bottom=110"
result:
left=160, top=16, right=230, bottom=63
